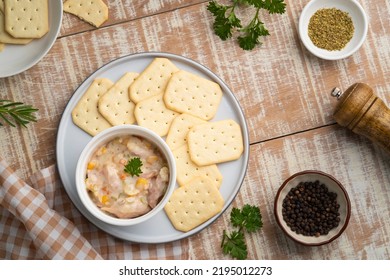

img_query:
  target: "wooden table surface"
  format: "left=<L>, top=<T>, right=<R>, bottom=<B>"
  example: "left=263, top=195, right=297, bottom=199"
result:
left=1, top=0, right=390, bottom=259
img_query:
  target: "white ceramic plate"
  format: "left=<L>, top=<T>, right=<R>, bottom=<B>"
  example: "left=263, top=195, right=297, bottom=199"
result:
left=56, top=52, right=250, bottom=243
left=0, top=0, right=63, bottom=78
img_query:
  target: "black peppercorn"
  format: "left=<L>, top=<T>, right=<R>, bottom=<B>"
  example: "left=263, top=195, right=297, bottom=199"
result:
left=282, top=180, right=340, bottom=237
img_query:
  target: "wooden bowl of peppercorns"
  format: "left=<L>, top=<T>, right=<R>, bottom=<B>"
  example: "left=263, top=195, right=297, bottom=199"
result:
left=274, top=170, right=351, bottom=246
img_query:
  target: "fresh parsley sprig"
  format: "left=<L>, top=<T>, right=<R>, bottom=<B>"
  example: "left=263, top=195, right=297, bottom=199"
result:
left=124, top=157, right=143, bottom=177
left=207, top=0, right=286, bottom=50
left=221, top=204, right=263, bottom=260
left=0, top=100, right=39, bottom=127
left=207, top=1, right=242, bottom=41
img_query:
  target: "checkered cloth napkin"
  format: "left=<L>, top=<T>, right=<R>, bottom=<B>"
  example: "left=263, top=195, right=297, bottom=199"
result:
left=0, top=157, right=187, bottom=259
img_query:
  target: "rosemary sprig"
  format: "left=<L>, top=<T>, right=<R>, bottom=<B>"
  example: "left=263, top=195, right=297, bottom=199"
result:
left=0, top=100, right=39, bottom=127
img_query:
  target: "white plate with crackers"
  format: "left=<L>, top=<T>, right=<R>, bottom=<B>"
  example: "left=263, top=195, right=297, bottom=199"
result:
left=0, top=0, right=63, bottom=78
left=56, top=52, right=250, bottom=243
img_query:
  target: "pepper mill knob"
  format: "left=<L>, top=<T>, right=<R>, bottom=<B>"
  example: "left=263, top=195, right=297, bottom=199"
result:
left=332, top=83, right=390, bottom=154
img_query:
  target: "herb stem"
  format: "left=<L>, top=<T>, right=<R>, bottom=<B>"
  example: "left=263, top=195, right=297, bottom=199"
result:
left=0, top=100, right=39, bottom=127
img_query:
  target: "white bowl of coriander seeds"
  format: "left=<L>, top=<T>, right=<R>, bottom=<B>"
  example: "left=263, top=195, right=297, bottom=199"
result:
left=299, top=0, right=368, bottom=60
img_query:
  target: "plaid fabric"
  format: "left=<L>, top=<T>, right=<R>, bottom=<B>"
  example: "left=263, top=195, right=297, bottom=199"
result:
left=0, top=157, right=188, bottom=260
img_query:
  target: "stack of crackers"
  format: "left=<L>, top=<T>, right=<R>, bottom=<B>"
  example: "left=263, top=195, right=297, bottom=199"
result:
left=72, top=57, right=244, bottom=232
left=0, top=0, right=49, bottom=50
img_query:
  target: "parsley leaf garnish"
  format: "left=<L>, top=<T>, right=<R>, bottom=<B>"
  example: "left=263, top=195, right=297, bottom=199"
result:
left=207, top=0, right=286, bottom=50
left=124, top=157, right=143, bottom=177
left=221, top=204, right=263, bottom=260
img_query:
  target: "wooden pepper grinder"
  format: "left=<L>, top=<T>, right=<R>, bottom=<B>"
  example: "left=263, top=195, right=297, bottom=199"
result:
left=331, top=83, right=390, bottom=154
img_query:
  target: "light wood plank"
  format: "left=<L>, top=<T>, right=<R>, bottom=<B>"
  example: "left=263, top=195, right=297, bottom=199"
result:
left=60, top=0, right=209, bottom=36
left=2, top=1, right=389, bottom=177
left=188, top=125, right=390, bottom=259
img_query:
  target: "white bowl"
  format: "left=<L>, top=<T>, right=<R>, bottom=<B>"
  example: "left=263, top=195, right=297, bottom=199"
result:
left=75, top=125, right=176, bottom=226
left=274, top=170, right=351, bottom=246
left=299, top=0, right=368, bottom=60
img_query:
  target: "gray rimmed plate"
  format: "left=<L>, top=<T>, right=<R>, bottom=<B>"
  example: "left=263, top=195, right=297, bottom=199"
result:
left=56, top=52, right=250, bottom=243
left=0, top=0, right=63, bottom=78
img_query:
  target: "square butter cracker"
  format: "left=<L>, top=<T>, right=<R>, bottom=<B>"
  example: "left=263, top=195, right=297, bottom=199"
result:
left=164, top=176, right=225, bottom=232
left=64, top=0, right=108, bottom=28
left=172, top=144, right=222, bottom=189
left=187, top=119, right=244, bottom=166
left=98, top=72, right=139, bottom=126
left=129, top=57, right=179, bottom=104
left=134, top=93, right=179, bottom=137
left=72, top=78, right=113, bottom=136
left=0, top=10, right=32, bottom=44
left=4, top=0, right=49, bottom=39
left=164, top=70, right=223, bottom=121
left=166, top=113, right=207, bottom=151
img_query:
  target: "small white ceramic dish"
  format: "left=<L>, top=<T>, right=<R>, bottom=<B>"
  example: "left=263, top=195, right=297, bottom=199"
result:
left=0, top=0, right=63, bottom=77
left=274, top=170, right=351, bottom=246
left=299, top=0, right=368, bottom=60
left=75, top=125, right=177, bottom=227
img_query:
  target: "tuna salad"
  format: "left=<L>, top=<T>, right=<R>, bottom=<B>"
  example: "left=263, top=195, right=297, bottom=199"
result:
left=85, top=135, right=169, bottom=219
